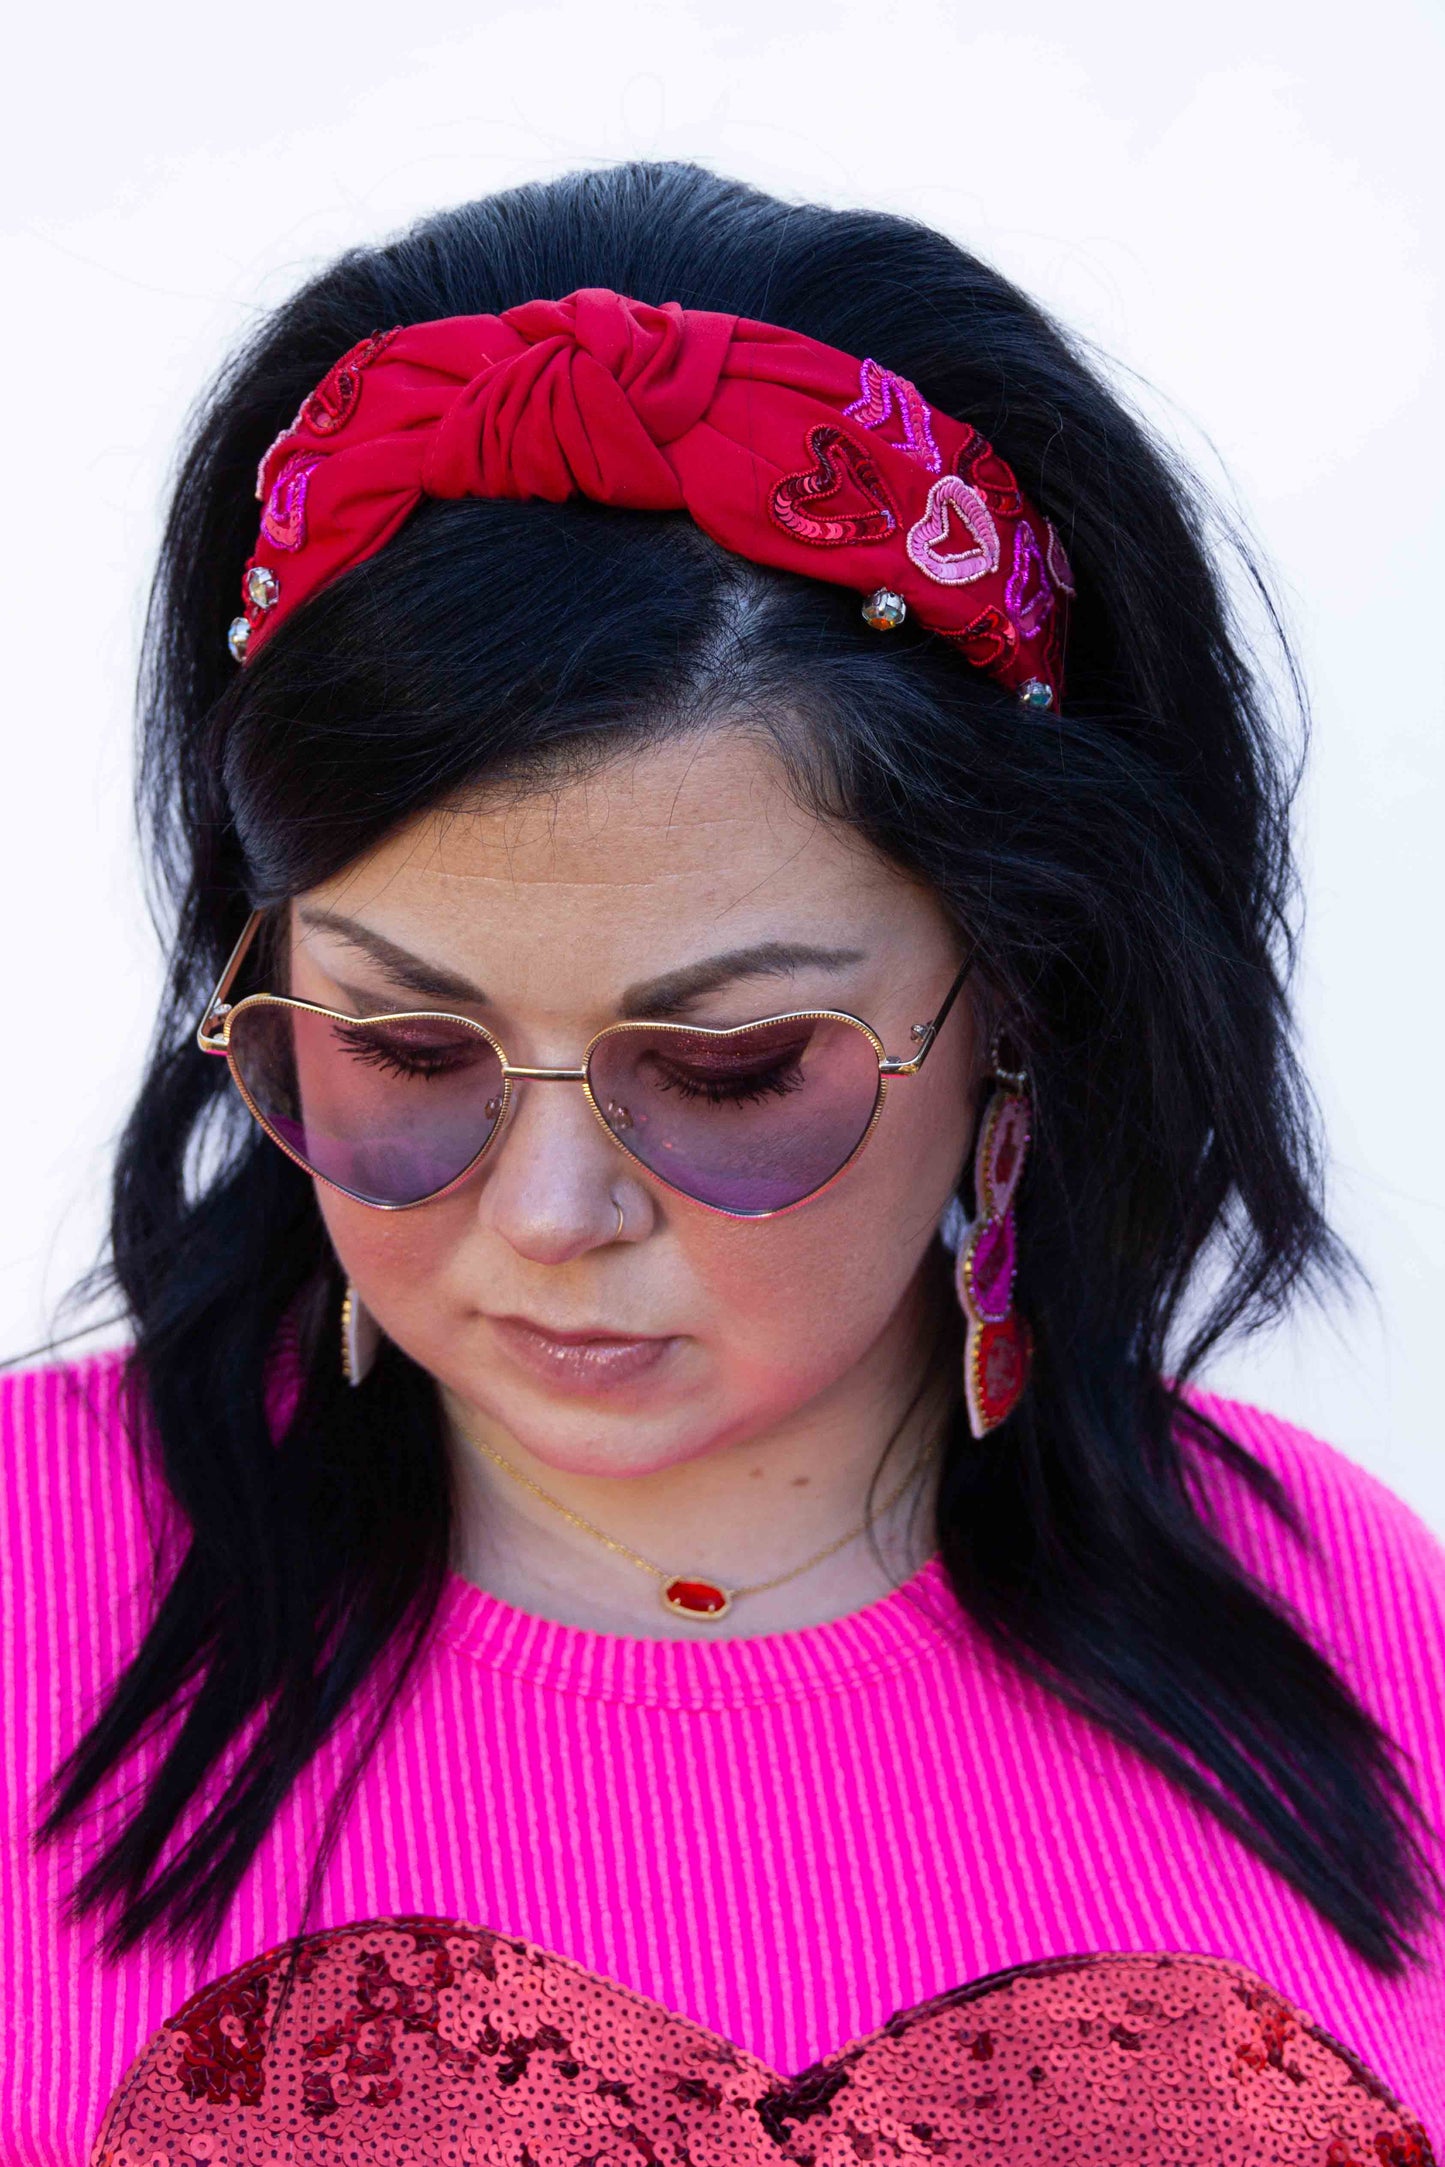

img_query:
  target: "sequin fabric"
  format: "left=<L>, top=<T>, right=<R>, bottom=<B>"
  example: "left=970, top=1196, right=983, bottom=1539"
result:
left=94, top=1921, right=1434, bottom=2166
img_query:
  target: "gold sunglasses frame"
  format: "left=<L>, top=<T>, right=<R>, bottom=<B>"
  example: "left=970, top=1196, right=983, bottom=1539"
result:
left=196, top=909, right=978, bottom=1220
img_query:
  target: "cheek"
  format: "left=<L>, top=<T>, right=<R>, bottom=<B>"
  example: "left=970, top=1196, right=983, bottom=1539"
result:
left=315, top=1184, right=466, bottom=1306
left=673, top=1053, right=972, bottom=1379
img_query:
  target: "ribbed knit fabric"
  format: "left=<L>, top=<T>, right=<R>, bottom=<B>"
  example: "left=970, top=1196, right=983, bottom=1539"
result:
left=2, top=1350, right=1443, bottom=2162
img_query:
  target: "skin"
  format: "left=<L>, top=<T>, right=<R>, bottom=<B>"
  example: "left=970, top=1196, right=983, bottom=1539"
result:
left=289, top=728, right=984, bottom=1637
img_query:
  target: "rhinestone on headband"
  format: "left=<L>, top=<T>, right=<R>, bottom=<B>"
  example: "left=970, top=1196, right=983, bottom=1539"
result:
left=245, top=565, right=280, bottom=611
left=227, top=617, right=251, bottom=664
left=861, top=587, right=907, bottom=631
left=1019, top=678, right=1054, bottom=710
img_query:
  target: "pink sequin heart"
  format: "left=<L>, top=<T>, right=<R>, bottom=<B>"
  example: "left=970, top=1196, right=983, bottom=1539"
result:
left=843, top=359, right=942, bottom=472
left=959, top=1210, right=1016, bottom=1325
left=260, top=452, right=322, bottom=552
left=1004, top=520, right=1053, bottom=639
left=1046, top=520, right=1076, bottom=596
left=978, top=1090, right=1030, bottom=1217
left=905, top=476, right=999, bottom=586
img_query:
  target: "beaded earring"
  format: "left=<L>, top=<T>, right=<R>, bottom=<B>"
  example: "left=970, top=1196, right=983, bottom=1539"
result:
left=954, top=1045, right=1033, bottom=1437
left=341, top=1284, right=381, bottom=1388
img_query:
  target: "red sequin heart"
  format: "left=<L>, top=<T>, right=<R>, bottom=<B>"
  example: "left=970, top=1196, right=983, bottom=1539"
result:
left=299, top=328, right=399, bottom=436
left=968, top=1310, right=1032, bottom=1435
left=95, top=1922, right=1433, bottom=2166
left=946, top=605, right=1018, bottom=671
left=956, top=432, right=1025, bottom=517
left=905, top=476, right=1000, bottom=586
left=770, top=425, right=898, bottom=547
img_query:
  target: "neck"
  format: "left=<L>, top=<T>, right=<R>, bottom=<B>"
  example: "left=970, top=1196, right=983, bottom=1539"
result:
left=443, top=1291, right=950, bottom=1639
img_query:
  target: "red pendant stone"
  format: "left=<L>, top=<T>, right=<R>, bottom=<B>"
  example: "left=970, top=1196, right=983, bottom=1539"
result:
left=662, top=1577, right=731, bottom=1618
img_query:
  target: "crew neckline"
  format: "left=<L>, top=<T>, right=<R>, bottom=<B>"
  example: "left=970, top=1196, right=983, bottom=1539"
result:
left=434, top=1552, right=967, bottom=1709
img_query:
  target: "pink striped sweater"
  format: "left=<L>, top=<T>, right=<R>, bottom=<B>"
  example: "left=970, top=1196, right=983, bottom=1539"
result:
left=2, top=1350, right=1443, bottom=2160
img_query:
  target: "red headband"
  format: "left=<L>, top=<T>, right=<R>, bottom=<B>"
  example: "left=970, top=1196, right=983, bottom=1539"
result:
left=233, top=288, right=1073, bottom=708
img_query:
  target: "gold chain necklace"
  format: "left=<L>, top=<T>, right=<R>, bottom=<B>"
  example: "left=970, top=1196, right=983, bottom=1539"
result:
left=457, top=1426, right=936, bottom=1620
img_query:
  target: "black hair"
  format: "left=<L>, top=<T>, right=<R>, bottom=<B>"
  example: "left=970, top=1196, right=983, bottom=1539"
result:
left=43, top=160, right=1432, bottom=1964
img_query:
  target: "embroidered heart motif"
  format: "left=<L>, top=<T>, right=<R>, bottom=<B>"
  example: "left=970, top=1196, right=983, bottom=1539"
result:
left=299, top=328, right=399, bottom=436
left=95, top=1920, right=1434, bottom=2167
left=770, top=425, right=898, bottom=547
left=905, top=476, right=999, bottom=586
left=260, top=451, right=322, bottom=552
left=1045, top=520, right=1076, bottom=596
left=956, top=434, right=1025, bottom=518
left=842, top=359, right=941, bottom=472
left=1004, top=521, right=1053, bottom=640
left=958, top=1210, right=1015, bottom=1325
left=946, top=605, right=1018, bottom=672
left=979, top=1090, right=1030, bottom=1217
left=968, top=1310, right=1032, bottom=1433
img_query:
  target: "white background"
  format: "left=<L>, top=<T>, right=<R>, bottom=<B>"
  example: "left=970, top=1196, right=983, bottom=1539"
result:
left=1, top=1, right=1440, bottom=1526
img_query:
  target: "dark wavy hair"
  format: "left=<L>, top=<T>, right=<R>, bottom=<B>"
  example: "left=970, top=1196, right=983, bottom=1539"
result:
left=42, top=160, right=1432, bottom=1965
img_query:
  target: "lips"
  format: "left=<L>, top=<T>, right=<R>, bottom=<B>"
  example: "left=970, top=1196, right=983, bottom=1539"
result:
left=486, top=1313, right=677, bottom=1393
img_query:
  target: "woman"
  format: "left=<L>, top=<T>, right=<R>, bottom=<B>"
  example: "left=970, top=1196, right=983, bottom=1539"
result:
left=3, top=161, right=1442, bottom=2163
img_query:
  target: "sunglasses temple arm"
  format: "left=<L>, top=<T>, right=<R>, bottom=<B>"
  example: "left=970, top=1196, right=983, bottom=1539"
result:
left=883, top=939, right=982, bottom=1075
left=196, top=909, right=265, bottom=1053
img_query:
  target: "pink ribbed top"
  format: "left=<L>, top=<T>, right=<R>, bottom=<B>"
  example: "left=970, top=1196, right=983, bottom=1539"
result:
left=2, top=1351, right=1443, bottom=2160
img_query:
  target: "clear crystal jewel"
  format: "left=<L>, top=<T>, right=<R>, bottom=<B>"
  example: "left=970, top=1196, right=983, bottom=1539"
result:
left=245, top=564, right=279, bottom=610
left=227, top=616, right=251, bottom=663
left=1019, top=678, right=1054, bottom=709
left=861, top=587, right=907, bottom=631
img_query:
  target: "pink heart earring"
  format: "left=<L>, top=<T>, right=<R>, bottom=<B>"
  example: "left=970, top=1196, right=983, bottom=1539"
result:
left=954, top=1041, right=1033, bottom=1437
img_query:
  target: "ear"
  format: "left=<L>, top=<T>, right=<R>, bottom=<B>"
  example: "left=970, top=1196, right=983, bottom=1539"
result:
left=938, top=1193, right=972, bottom=1256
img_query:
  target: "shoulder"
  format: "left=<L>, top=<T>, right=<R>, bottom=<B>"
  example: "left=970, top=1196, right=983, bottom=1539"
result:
left=1, top=1343, right=143, bottom=1546
left=1182, top=1389, right=1445, bottom=1810
left=0, top=1349, right=170, bottom=1784
left=1183, top=1388, right=1445, bottom=1616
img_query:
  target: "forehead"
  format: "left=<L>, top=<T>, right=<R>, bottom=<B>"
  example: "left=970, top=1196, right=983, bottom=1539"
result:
left=303, top=730, right=935, bottom=954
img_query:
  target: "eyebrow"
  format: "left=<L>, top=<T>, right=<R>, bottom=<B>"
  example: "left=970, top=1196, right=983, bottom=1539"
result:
left=618, top=942, right=867, bottom=1018
left=296, top=909, right=486, bottom=1004
left=296, top=909, right=866, bottom=1018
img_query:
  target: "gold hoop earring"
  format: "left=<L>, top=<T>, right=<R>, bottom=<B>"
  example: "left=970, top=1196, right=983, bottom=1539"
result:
left=341, top=1285, right=381, bottom=1388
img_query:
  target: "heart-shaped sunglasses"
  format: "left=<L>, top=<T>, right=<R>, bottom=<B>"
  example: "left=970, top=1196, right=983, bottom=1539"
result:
left=197, top=911, right=976, bottom=1218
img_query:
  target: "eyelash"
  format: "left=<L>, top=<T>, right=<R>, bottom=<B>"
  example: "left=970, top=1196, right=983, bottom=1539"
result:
left=331, top=1024, right=480, bottom=1082
left=648, top=1057, right=807, bottom=1107
left=329, top=1023, right=816, bottom=1102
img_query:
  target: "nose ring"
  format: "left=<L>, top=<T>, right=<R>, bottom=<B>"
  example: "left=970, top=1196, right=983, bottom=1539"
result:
left=612, top=1199, right=626, bottom=1243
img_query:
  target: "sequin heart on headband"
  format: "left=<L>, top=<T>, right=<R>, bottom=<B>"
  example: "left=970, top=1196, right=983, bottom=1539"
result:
left=232, top=291, right=1075, bottom=709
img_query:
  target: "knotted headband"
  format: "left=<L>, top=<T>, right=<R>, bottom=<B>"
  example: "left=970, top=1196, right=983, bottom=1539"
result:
left=233, top=288, right=1074, bottom=708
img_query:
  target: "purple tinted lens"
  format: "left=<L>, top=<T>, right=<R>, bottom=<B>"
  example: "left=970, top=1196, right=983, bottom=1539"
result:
left=587, top=1016, right=882, bottom=1213
left=228, top=1002, right=505, bottom=1206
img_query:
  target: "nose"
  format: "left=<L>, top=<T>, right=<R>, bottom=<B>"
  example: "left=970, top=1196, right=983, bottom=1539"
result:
left=478, top=1072, right=651, bottom=1264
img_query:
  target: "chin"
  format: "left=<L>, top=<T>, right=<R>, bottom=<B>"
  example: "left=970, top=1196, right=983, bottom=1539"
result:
left=478, top=1389, right=730, bottom=1481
